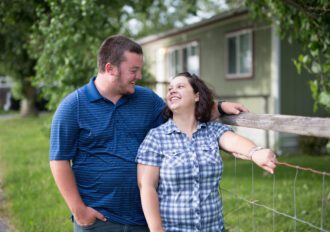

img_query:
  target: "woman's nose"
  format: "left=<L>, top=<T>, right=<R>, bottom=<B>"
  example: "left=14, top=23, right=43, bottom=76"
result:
left=169, top=89, right=176, bottom=95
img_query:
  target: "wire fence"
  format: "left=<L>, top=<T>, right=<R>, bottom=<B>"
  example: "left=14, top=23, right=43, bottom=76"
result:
left=221, top=160, right=330, bottom=231
left=219, top=113, right=330, bottom=231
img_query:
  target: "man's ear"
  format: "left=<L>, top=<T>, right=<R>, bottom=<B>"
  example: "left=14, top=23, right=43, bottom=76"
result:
left=105, top=63, right=118, bottom=75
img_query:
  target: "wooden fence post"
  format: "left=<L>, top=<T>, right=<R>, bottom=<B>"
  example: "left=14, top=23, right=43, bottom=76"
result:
left=218, top=112, right=330, bottom=138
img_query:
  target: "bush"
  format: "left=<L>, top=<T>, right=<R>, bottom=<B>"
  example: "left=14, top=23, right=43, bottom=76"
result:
left=298, top=136, right=329, bottom=155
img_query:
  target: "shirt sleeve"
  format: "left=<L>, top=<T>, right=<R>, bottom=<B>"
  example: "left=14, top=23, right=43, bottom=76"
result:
left=49, top=92, right=79, bottom=160
left=208, top=121, right=233, bottom=141
left=136, top=129, right=162, bottom=167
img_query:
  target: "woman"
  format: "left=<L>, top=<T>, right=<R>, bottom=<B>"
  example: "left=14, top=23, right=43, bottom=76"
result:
left=136, top=72, right=276, bottom=232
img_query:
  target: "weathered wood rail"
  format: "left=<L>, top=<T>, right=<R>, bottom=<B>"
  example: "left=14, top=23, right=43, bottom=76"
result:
left=218, top=112, right=330, bottom=138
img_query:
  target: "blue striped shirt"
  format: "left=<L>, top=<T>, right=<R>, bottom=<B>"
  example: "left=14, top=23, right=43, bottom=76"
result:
left=50, top=77, right=165, bottom=225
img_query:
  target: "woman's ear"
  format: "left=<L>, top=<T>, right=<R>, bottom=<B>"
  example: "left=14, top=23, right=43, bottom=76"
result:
left=195, top=92, right=199, bottom=102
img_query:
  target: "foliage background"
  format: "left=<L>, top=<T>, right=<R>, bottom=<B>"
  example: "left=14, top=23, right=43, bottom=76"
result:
left=245, top=0, right=330, bottom=112
left=1, top=0, right=329, bottom=113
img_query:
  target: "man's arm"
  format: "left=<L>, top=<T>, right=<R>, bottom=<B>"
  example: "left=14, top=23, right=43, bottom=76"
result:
left=219, top=101, right=249, bottom=115
left=50, top=160, right=106, bottom=226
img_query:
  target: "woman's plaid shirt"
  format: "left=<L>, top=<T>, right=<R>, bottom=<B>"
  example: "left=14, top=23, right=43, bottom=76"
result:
left=136, top=119, right=232, bottom=232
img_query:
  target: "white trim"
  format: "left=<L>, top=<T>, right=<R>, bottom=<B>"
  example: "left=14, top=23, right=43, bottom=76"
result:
left=269, top=24, right=281, bottom=150
left=271, top=25, right=280, bottom=114
left=167, top=41, right=200, bottom=77
left=167, top=41, right=199, bottom=52
left=4, top=91, right=11, bottom=111
left=155, top=48, right=166, bottom=97
left=0, top=76, right=12, bottom=88
left=137, top=8, right=249, bottom=45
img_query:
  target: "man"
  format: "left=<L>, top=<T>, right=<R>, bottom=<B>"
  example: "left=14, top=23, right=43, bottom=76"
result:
left=50, top=35, right=248, bottom=232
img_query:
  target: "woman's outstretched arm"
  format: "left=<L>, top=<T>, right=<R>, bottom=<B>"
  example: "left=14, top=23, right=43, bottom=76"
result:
left=219, top=131, right=277, bottom=174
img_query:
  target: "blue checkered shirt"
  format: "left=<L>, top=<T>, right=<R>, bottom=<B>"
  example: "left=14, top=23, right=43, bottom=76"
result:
left=136, top=119, right=232, bottom=232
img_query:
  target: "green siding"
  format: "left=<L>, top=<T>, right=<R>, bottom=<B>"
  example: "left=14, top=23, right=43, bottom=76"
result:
left=199, top=20, right=271, bottom=100
left=140, top=11, right=329, bottom=152
left=141, top=13, right=272, bottom=114
left=280, top=40, right=327, bottom=117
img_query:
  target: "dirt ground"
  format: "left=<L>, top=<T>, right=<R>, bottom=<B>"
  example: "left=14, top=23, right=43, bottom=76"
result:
left=0, top=182, right=11, bottom=232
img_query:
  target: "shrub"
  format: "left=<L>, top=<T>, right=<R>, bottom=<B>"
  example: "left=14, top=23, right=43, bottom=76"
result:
left=298, top=136, right=329, bottom=156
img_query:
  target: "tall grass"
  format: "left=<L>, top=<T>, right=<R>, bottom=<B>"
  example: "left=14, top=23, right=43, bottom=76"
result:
left=0, top=115, right=329, bottom=231
left=221, top=153, right=330, bottom=231
left=0, top=114, right=72, bottom=232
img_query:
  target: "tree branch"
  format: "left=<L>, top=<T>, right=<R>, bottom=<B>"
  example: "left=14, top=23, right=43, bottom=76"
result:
left=282, top=0, right=318, bottom=19
left=281, top=0, right=320, bottom=27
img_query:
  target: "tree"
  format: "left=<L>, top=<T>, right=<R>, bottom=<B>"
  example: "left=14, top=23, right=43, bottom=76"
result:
left=245, top=0, right=330, bottom=112
left=1, top=0, right=228, bottom=111
left=0, top=0, right=44, bottom=116
left=31, top=0, right=228, bottom=110
left=31, top=0, right=175, bottom=110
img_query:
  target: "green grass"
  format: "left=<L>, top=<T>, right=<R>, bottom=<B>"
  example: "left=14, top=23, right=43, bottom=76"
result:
left=0, top=116, right=329, bottom=232
left=0, top=114, right=72, bottom=232
left=221, top=153, right=330, bottom=232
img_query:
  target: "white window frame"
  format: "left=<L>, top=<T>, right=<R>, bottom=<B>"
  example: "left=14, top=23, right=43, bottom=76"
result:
left=167, top=41, right=200, bottom=78
left=225, top=29, right=253, bottom=79
left=0, top=76, right=12, bottom=89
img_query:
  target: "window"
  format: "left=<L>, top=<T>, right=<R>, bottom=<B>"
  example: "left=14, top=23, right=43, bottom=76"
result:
left=226, top=29, right=253, bottom=79
left=168, top=42, right=199, bottom=77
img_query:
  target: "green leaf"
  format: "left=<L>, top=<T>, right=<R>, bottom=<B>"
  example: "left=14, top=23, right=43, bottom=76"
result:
left=319, top=92, right=330, bottom=109
left=293, top=59, right=301, bottom=74
left=326, top=141, right=330, bottom=154
left=310, top=34, right=318, bottom=42
left=309, top=80, right=319, bottom=111
left=323, top=63, right=330, bottom=74
left=310, top=49, right=319, bottom=57
left=311, top=62, right=322, bottom=74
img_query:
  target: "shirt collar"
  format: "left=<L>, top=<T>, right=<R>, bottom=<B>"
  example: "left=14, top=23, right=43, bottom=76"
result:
left=164, top=118, right=206, bottom=134
left=85, top=76, right=103, bottom=102
left=84, top=76, right=132, bottom=104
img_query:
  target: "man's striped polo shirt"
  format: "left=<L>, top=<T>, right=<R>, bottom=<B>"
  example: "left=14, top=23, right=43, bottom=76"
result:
left=50, top=77, right=165, bottom=225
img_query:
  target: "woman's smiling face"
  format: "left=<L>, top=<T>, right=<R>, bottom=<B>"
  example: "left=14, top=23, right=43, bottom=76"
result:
left=166, top=75, right=199, bottom=113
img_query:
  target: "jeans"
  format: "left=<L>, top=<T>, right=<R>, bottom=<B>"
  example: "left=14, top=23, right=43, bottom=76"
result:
left=74, top=219, right=149, bottom=232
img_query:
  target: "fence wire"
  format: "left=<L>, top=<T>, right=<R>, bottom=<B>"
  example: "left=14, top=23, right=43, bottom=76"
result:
left=221, top=159, right=330, bottom=232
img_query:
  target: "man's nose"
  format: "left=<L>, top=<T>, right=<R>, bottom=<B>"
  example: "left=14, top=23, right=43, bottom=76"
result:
left=136, top=71, right=142, bottom=80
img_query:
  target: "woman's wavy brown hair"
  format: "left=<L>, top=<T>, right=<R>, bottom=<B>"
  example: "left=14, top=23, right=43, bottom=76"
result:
left=162, top=72, right=214, bottom=123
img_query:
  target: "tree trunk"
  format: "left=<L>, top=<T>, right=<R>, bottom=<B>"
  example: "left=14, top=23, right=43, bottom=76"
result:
left=19, top=81, right=38, bottom=117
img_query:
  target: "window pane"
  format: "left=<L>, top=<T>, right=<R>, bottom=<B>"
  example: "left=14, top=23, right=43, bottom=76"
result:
left=168, top=43, right=199, bottom=77
left=190, top=45, right=197, bottom=56
left=239, top=33, right=251, bottom=74
left=169, top=52, right=175, bottom=77
left=174, top=50, right=181, bottom=75
left=187, top=45, right=199, bottom=75
left=183, top=48, right=188, bottom=71
left=169, top=50, right=180, bottom=77
left=228, top=37, right=237, bottom=74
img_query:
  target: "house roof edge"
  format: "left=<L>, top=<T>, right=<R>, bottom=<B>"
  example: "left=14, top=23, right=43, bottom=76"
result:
left=137, top=8, right=249, bottom=45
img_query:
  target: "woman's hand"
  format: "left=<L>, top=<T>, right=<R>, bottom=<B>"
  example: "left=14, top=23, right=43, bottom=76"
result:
left=251, top=149, right=277, bottom=174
